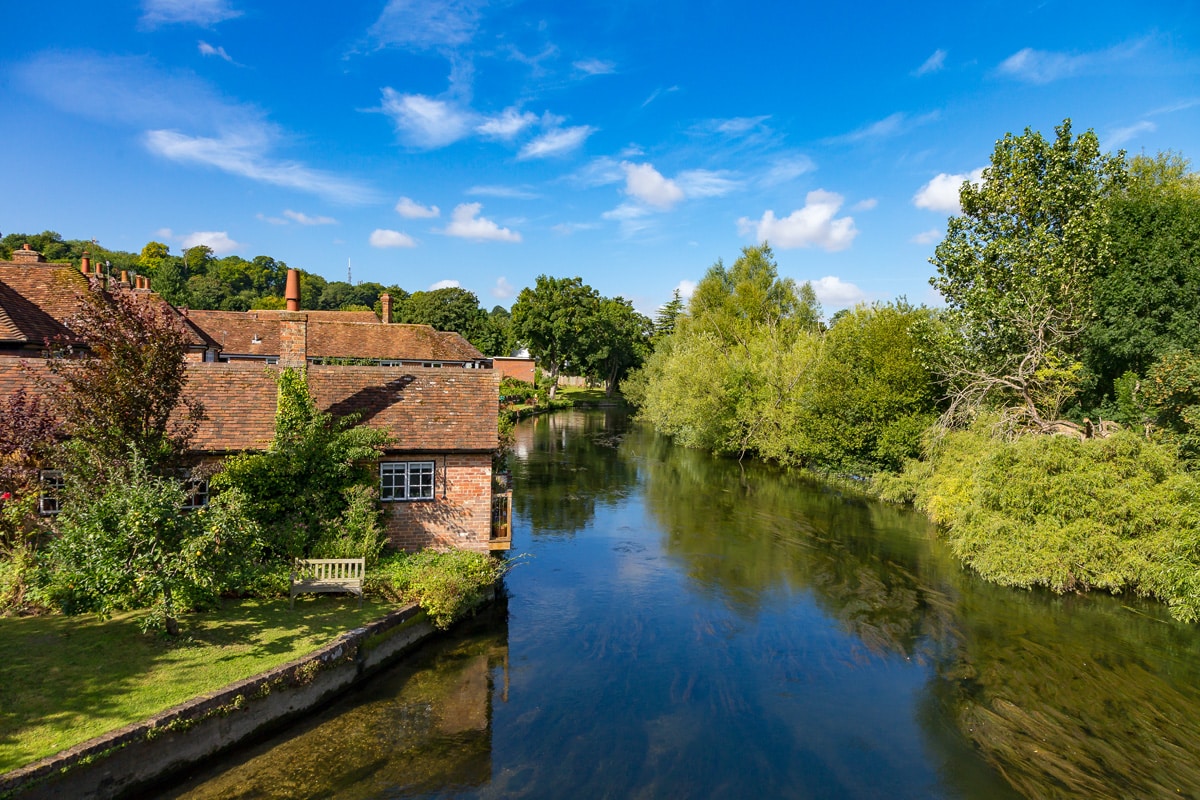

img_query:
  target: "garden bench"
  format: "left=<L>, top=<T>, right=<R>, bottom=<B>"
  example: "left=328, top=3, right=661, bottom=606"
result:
left=290, top=558, right=364, bottom=609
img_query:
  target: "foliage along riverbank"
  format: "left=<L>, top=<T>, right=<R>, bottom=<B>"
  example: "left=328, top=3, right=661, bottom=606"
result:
left=624, top=121, right=1200, bottom=621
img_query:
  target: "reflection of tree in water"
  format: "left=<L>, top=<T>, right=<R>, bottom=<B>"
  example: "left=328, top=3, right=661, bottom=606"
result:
left=511, top=409, right=642, bottom=536
left=166, top=608, right=509, bottom=800
left=633, top=420, right=1200, bottom=797
left=635, top=422, right=957, bottom=661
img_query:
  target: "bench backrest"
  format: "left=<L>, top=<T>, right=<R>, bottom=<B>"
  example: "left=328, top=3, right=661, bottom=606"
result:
left=294, top=558, right=364, bottom=582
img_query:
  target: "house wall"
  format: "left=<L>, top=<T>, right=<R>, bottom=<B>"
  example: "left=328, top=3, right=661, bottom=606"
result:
left=491, top=357, right=535, bottom=384
left=381, top=452, right=494, bottom=553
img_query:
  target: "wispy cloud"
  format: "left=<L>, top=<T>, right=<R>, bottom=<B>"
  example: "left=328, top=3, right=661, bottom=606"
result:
left=198, top=41, right=234, bottom=62
left=912, top=168, right=984, bottom=213
left=395, top=197, right=440, bottom=218
left=1106, top=120, right=1156, bottom=148
left=913, top=49, right=946, bottom=76
left=441, top=203, right=521, bottom=242
left=467, top=185, right=540, bottom=199
left=379, top=89, right=474, bottom=148
left=476, top=108, right=538, bottom=140
left=760, top=154, right=815, bottom=187
left=829, top=111, right=940, bottom=144
left=518, top=125, right=595, bottom=159
left=370, top=229, right=417, bottom=248
left=676, top=169, right=740, bottom=198
left=642, top=86, right=680, bottom=108
left=145, top=129, right=377, bottom=204
left=737, top=190, right=858, bottom=251
left=283, top=209, right=337, bottom=225
left=713, top=116, right=771, bottom=136
left=552, top=222, right=600, bottom=235
left=365, top=0, right=482, bottom=51
left=852, top=198, right=878, bottom=211
left=141, top=0, right=240, bottom=28
left=181, top=230, right=241, bottom=254
left=574, top=58, right=616, bottom=76
left=996, top=39, right=1146, bottom=84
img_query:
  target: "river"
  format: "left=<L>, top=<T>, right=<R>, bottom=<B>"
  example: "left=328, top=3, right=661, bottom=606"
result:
left=166, top=409, right=1200, bottom=799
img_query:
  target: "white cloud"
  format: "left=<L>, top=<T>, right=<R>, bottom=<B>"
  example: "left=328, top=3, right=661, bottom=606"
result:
left=914, top=49, right=946, bottom=76
left=713, top=116, right=772, bottom=136
left=996, top=40, right=1145, bottom=84
left=467, top=185, right=540, bottom=199
left=395, top=197, right=440, bottom=218
left=429, top=279, right=461, bottom=290
left=911, top=229, right=943, bottom=245
left=145, top=129, right=377, bottom=204
left=379, top=89, right=473, bottom=149
left=518, top=125, right=596, bottom=159
left=1106, top=121, right=1156, bottom=148
left=810, top=276, right=866, bottom=308
left=282, top=209, right=336, bottom=225
left=852, top=198, right=878, bottom=211
left=913, top=168, right=984, bottom=213
left=181, top=231, right=240, bottom=254
left=675, top=279, right=698, bottom=301
left=569, top=157, right=625, bottom=188
left=602, top=204, right=652, bottom=221
left=198, top=41, right=234, bottom=62
left=141, top=0, right=240, bottom=28
left=641, top=85, right=680, bottom=107
left=370, top=229, right=417, bottom=248
left=477, top=108, right=538, bottom=140
left=760, top=154, right=815, bottom=187
left=366, top=0, right=481, bottom=50
left=574, top=58, right=616, bottom=76
left=677, top=169, right=740, bottom=198
left=623, top=162, right=684, bottom=209
left=441, top=203, right=521, bottom=242
left=491, top=276, right=515, bottom=299
left=256, top=213, right=287, bottom=225
left=737, top=190, right=858, bottom=251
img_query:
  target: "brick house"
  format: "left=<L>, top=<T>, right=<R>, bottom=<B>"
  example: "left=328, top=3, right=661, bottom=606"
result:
left=0, top=249, right=510, bottom=552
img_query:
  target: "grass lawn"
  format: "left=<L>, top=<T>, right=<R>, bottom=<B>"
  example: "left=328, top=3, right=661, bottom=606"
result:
left=0, top=596, right=391, bottom=773
left=555, top=386, right=620, bottom=404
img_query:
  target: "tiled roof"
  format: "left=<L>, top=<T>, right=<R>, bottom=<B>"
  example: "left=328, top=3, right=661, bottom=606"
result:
left=184, top=310, right=484, bottom=362
left=0, top=262, right=90, bottom=345
left=0, top=359, right=500, bottom=455
left=0, top=261, right=210, bottom=350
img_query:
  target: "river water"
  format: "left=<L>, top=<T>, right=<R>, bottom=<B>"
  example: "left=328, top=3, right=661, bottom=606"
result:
left=168, top=409, right=1200, bottom=799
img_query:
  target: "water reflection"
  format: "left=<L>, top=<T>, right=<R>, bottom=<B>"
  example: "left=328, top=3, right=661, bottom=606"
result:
left=171, top=411, right=1200, bottom=799
left=164, top=606, right=509, bottom=800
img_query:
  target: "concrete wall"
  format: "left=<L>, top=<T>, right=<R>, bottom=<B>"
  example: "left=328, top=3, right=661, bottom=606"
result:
left=0, top=596, right=492, bottom=800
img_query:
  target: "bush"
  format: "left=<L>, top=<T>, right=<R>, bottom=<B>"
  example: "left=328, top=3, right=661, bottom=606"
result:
left=884, top=418, right=1200, bottom=621
left=371, top=549, right=507, bottom=629
left=309, top=484, right=387, bottom=566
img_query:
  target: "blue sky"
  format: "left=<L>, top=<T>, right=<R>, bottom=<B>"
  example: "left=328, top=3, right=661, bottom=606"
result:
left=3, top=1, right=1198, bottom=316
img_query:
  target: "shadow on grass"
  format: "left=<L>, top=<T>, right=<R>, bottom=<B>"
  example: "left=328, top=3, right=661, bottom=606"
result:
left=0, top=596, right=400, bottom=772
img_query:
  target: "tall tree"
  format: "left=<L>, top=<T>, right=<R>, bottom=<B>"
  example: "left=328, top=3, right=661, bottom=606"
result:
left=401, top=287, right=488, bottom=344
left=928, top=119, right=1126, bottom=429
left=581, top=297, right=652, bottom=395
left=511, top=275, right=599, bottom=398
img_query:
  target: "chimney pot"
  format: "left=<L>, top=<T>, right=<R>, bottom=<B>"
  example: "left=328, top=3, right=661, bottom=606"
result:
left=285, top=269, right=301, bottom=312
left=22, top=243, right=31, bottom=251
left=81, top=252, right=91, bottom=275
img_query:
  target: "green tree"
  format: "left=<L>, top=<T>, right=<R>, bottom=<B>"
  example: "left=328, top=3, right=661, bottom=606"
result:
left=212, top=368, right=389, bottom=559
left=652, top=289, right=686, bottom=344
left=511, top=275, right=600, bottom=398
left=928, top=119, right=1127, bottom=429
left=401, top=287, right=488, bottom=344
left=1081, top=153, right=1200, bottom=402
left=581, top=297, right=652, bottom=395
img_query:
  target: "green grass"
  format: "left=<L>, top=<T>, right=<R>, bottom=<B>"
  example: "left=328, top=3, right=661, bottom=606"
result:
left=0, top=596, right=388, bottom=773
left=555, top=386, right=620, bottom=404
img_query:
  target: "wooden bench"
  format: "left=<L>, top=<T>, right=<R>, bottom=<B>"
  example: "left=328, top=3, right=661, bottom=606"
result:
left=290, top=558, right=364, bottom=609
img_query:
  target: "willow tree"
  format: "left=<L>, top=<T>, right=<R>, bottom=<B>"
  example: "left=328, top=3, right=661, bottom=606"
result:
left=928, top=119, right=1127, bottom=431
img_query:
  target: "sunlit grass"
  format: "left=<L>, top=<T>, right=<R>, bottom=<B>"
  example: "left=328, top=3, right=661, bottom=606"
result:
left=0, top=596, right=390, bottom=773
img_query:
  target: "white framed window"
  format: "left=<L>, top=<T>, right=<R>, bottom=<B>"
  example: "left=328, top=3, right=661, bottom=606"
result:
left=39, top=470, right=64, bottom=515
left=380, top=461, right=436, bottom=501
left=183, top=476, right=210, bottom=510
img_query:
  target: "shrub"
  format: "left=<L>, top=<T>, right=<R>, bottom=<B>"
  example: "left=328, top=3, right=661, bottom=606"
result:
left=371, top=550, right=507, bottom=629
left=309, top=484, right=387, bottom=566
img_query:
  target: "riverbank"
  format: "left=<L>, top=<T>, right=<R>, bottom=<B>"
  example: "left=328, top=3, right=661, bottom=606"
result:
left=0, top=592, right=493, bottom=800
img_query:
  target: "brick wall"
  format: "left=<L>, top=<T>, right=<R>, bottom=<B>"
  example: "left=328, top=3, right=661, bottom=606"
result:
left=278, top=312, right=308, bottom=367
left=492, top=357, right=535, bottom=383
left=379, top=453, right=494, bottom=552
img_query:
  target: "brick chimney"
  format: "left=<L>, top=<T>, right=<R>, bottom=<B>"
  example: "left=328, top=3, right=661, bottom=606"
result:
left=380, top=293, right=392, bottom=324
left=279, top=312, right=308, bottom=368
left=81, top=251, right=91, bottom=274
left=285, top=268, right=301, bottom=312
left=13, top=244, right=44, bottom=264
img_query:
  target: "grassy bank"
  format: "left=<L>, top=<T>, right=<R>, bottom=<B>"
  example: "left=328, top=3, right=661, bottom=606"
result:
left=0, top=597, right=381, bottom=772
